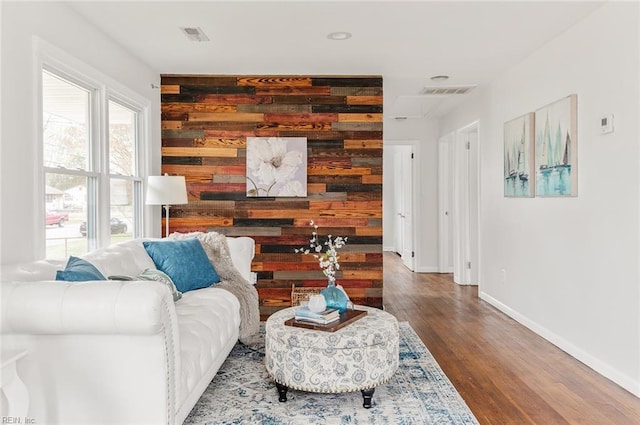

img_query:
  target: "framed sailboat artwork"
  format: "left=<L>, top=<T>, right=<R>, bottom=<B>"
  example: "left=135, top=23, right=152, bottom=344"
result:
left=504, top=113, right=535, bottom=197
left=534, top=94, right=578, bottom=196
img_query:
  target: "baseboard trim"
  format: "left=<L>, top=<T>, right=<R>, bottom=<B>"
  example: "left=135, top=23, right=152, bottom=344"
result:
left=479, top=291, right=640, bottom=398
left=415, top=266, right=440, bottom=273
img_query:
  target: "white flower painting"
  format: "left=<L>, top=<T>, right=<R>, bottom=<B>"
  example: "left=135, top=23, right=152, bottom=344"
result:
left=246, top=137, right=307, bottom=197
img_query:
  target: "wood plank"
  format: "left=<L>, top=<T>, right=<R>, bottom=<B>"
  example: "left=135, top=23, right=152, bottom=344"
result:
left=181, top=121, right=257, bottom=131
left=355, top=227, right=383, bottom=236
left=188, top=112, right=264, bottom=122
left=312, top=105, right=382, bottom=113
left=346, top=96, right=383, bottom=105
left=161, top=75, right=237, bottom=86
left=272, top=95, right=346, bottom=105
left=188, top=183, right=246, bottom=196
left=307, top=166, right=372, bottom=176
left=256, top=122, right=332, bottom=131
left=162, top=121, right=183, bottom=130
left=331, top=87, right=383, bottom=96
left=162, top=147, right=238, bottom=157
left=167, top=217, right=234, bottom=227
left=293, top=218, right=367, bottom=227
left=161, top=85, right=180, bottom=94
left=312, top=77, right=382, bottom=87
left=162, top=103, right=236, bottom=114
left=246, top=209, right=381, bottom=219
left=237, top=76, right=312, bottom=87
left=332, top=122, right=383, bottom=132
left=180, top=85, right=255, bottom=95
left=198, top=94, right=273, bottom=104
left=162, top=138, right=195, bottom=147
left=255, top=86, right=331, bottom=96
left=306, top=183, right=327, bottom=193
left=337, top=113, right=383, bottom=122
left=307, top=157, right=353, bottom=167
left=326, top=184, right=382, bottom=193
left=362, top=175, right=383, bottom=184
left=194, top=138, right=246, bottom=148
left=263, top=113, right=338, bottom=123
left=237, top=104, right=312, bottom=114
left=344, top=139, right=383, bottom=149
left=308, top=201, right=381, bottom=210
left=169, top=165, right=246, bottom=178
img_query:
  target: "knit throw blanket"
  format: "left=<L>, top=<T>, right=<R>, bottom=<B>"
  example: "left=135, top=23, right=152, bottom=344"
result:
left=169, top=231, right=260, bottom=345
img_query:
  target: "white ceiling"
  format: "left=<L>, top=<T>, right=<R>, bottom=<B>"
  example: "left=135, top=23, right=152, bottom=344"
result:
left=67, top=1, right=604, bottom=119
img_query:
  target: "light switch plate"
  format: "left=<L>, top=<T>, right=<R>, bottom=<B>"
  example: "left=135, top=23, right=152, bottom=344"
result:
left=600, top=114, right=614, bottom=134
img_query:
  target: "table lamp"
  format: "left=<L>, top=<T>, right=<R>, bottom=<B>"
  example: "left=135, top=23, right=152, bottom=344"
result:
left=146, top=174, right=188, bottom=237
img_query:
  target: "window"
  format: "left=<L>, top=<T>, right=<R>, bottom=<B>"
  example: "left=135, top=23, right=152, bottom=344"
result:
left=42, top=67, right=145, bottom=259
left=108, top=99, right=142, bottom=245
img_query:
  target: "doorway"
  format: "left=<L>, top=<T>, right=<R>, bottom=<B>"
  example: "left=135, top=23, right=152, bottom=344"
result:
left=439, top=123, right=479, bottom=285
left=385, top=144, right=415, bottom=271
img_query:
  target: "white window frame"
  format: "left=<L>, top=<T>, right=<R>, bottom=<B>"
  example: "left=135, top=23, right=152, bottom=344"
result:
left=35, top=39, right=149, bottom=258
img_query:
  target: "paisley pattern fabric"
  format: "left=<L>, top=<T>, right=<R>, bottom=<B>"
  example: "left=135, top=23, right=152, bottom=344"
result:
left=265, top=306, right=399, bottom=393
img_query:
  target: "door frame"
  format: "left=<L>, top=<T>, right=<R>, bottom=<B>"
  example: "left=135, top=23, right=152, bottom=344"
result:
left=443, top=121, right=480, bottom=285
left=383, top=141, right=418, bottom=271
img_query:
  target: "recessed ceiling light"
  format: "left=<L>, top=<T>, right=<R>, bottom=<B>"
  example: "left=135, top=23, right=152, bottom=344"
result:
left=430, top=75, right=450, bottom=82
left=327, top=31, right=352, bottom=41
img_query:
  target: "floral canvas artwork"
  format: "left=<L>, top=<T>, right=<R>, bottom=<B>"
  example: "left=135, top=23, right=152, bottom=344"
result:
left=246, top=137, right=307, bottom=197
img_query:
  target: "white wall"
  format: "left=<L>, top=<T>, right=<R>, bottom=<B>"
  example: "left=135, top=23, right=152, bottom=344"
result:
left=440, top=2, right=640, bottom=395
left=384, top=118, right=440, bottom=272
left=0, top=2, right=161, bottom=265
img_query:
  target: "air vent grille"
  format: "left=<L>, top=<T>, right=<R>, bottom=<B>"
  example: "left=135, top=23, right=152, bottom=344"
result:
left=419, top=85, right=476, bottom=96
left=180, top=27, right=210, bottom=42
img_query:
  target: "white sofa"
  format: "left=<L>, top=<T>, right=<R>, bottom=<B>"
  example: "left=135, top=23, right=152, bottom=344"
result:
left=0, top=236, right=255, bottom=425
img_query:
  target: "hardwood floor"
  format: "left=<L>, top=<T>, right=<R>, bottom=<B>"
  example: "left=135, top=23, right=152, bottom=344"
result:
left=383, top=252, right=640, bottom=425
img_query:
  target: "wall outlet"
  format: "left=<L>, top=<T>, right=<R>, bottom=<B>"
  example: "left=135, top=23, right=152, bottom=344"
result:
left=500, top=269, right=507, bottom=285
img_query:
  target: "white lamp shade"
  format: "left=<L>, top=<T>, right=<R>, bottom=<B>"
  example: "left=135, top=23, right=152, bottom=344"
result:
left=146, top=175, right=188, bottom=205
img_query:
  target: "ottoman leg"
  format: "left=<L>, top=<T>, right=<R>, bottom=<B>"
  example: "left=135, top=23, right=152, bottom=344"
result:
left=276, top=382, right=288, bottom=402
left=361, top=388, right=375, bottom=408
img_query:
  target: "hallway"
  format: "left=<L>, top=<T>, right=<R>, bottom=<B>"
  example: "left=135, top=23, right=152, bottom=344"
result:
left=382, top=252, right=640, bottom=424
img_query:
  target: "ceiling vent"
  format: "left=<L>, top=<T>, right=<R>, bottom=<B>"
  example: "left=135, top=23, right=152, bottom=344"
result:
left=419, top=85, right=476, bottom=96
left=180, top=27, right=210, bottom=42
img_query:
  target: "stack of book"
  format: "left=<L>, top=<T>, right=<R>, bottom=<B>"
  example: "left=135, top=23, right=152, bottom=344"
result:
left=294, top=306, right=340, bottom=325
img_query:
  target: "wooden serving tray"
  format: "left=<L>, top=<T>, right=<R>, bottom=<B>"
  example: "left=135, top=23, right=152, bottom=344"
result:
left=284, top=309, right=368, bottom=332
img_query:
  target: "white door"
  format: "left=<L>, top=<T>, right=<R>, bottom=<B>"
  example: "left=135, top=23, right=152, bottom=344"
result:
left=466, top=130, right=479, bottom=284
left=438, top=135, right=454, bottom=273
left=451, top=123, right=479, bottom=285
left=393, top=151, right=404, bottom=254
left=399, top=147, right=415, bottom=271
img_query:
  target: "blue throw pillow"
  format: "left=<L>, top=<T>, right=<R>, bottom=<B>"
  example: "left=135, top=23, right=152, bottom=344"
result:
left=56, top=256, right=107, bottom=282
left=142, top=238, right=221, bottom=293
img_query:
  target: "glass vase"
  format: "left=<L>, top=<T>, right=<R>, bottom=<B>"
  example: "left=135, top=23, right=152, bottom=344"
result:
left=320, top=276, right=348, bottom=313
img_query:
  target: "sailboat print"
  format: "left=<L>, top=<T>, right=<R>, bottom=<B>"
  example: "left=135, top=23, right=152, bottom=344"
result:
left=504, top=112, right=533, bottom=197
left=534, top=94, right=577, bottom=196
left=517, top=120, right=528, bottom=182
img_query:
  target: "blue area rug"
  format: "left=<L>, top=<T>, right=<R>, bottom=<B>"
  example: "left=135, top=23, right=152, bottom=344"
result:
left=185, top=322, right=479, bottom=425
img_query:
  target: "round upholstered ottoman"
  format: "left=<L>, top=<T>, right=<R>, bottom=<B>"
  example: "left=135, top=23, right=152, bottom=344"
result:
left=265, top=305, right=399, bottom=408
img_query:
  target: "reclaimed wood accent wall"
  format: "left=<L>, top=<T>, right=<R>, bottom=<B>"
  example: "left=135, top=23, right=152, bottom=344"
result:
left=160, top=75, right=383, bottom=317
